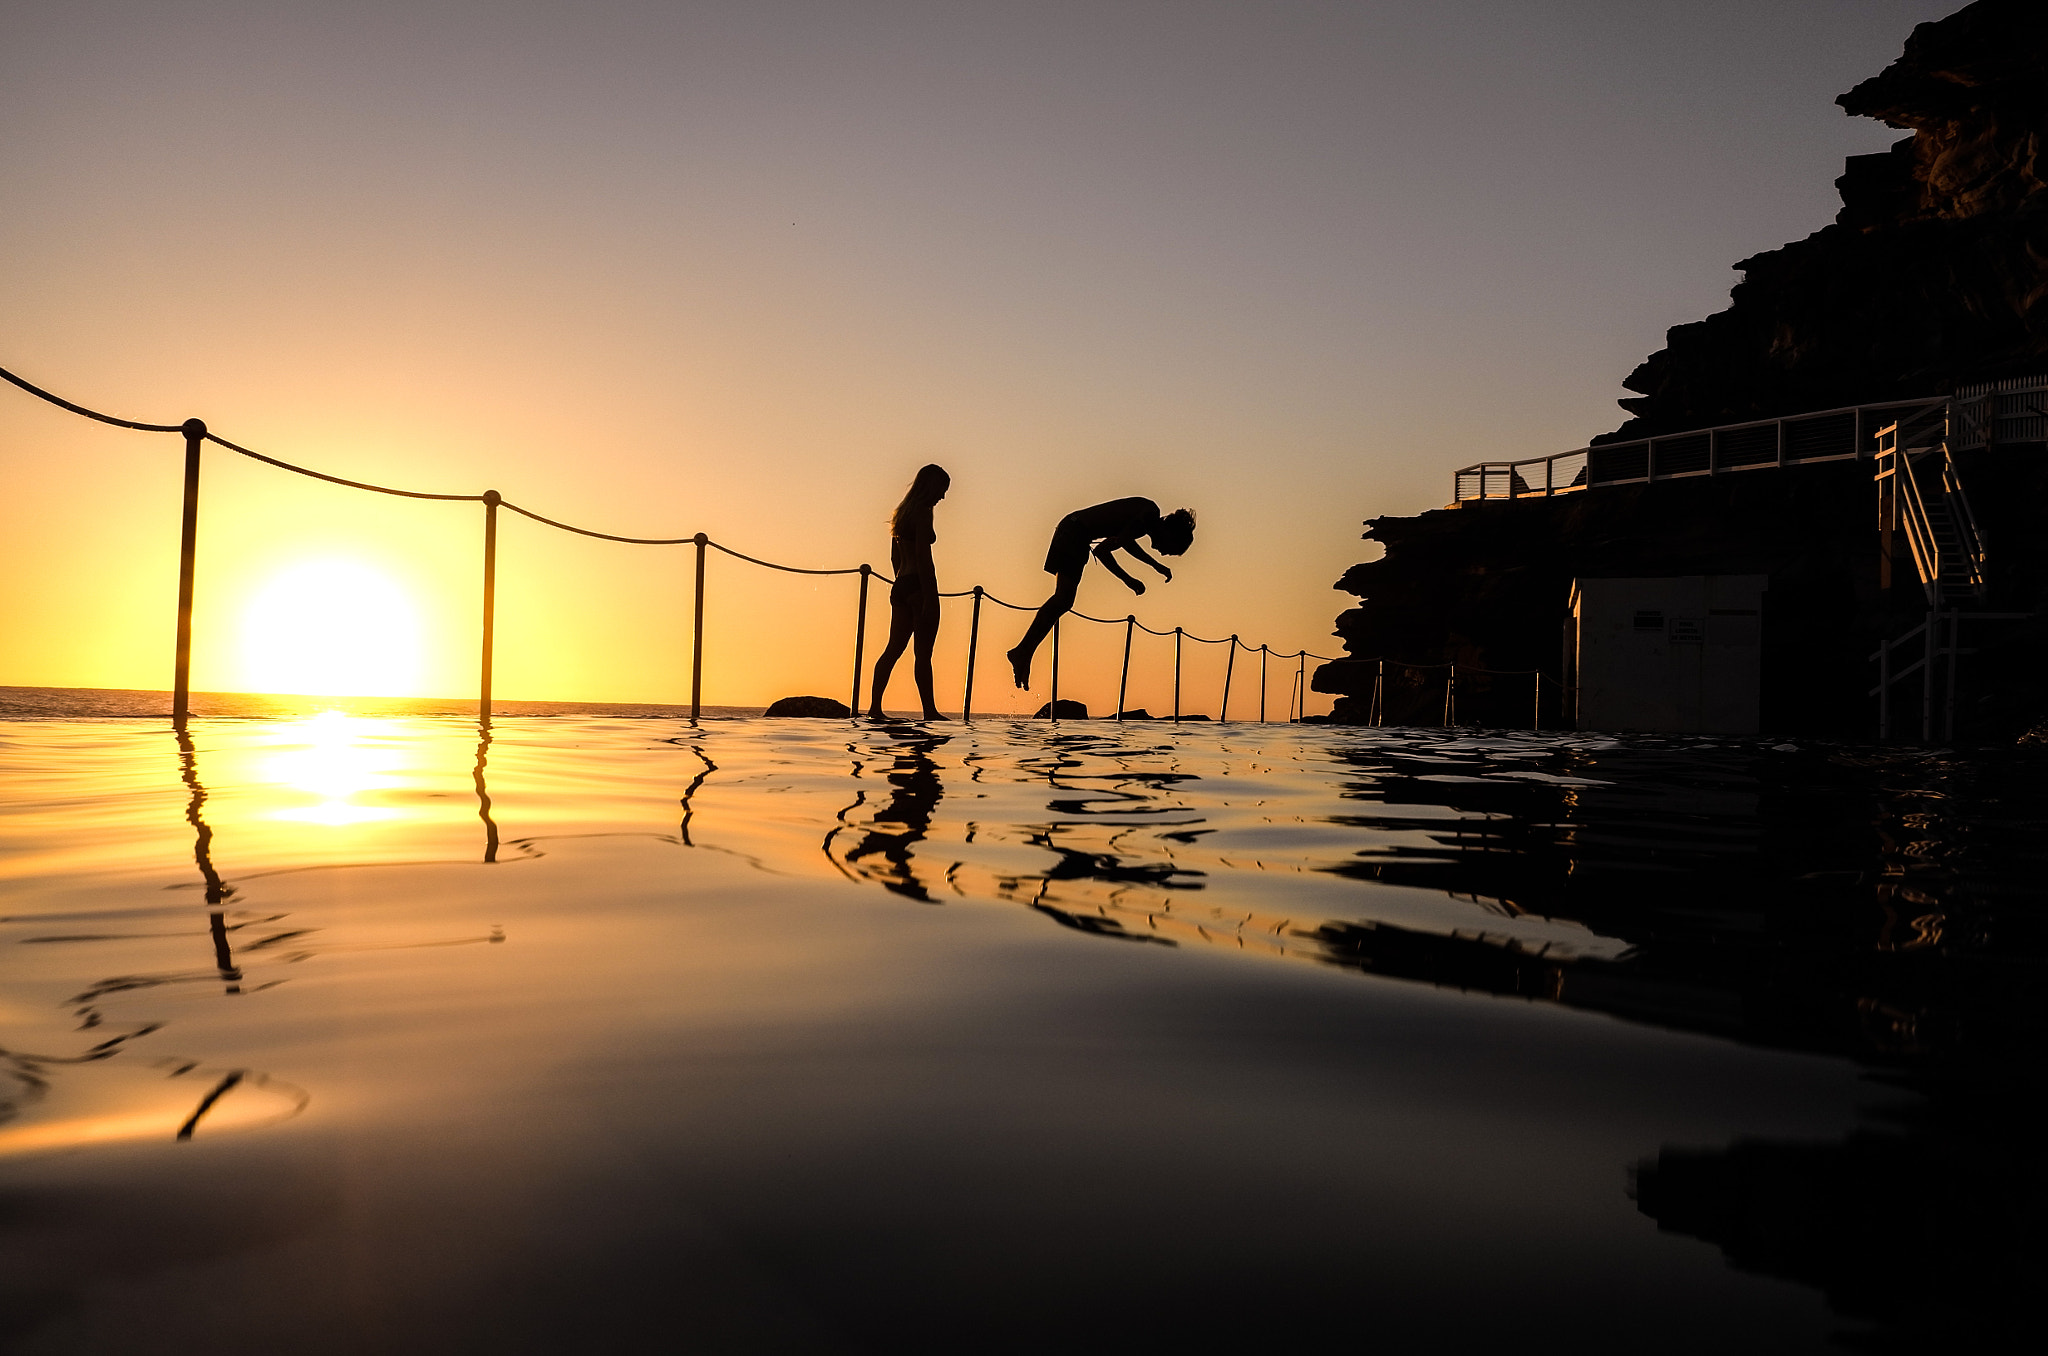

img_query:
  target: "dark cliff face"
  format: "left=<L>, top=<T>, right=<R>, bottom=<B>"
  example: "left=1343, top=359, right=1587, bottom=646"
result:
left=1317, top=1, right=2048, bottom=735
left=1609, top=0, right=2048, bottom=439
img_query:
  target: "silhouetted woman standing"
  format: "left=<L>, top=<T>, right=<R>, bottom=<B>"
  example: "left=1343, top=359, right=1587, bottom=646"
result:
left=868, top=464, right=951, bottom=720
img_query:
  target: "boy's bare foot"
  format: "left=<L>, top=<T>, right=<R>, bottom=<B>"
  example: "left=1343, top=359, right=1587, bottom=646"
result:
left=1006, top=648, right=1031, bottom=689
left=921, top=711, right=948, bottom=722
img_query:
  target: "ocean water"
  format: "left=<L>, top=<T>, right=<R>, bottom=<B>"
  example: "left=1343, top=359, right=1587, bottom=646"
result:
left=0, top=709, right=2040, bottom=1352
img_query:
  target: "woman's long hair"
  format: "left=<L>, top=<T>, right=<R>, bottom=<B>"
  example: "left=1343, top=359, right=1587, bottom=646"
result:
left=891, top=463, right=951, bottom=538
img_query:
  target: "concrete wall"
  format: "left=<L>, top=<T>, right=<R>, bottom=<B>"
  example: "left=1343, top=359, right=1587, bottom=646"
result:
left=1570, top=576, right=1766, bottom=734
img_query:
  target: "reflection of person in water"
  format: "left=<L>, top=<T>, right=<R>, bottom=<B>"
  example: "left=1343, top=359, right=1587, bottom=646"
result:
left=841, top=734, right=946, bottom=901
left=1007, top=497, right=1195, bottom=688
left=868, top=464, right=951, bottom=720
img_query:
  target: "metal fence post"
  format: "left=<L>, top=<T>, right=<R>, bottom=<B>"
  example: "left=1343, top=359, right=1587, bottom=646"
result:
left=1295, top=652, right=1306, bottom=722
left=172, top=418, right=206, bottom=727
left=1877, top=634, right=1891, bottom=740
left=1943, top=610, right=1958, bottom=743
left=1531, top=671, right=1540, bottom=731
left=851, top=565, right=871, bottom=717
left=1374, top=659, right=1384, bottom=726
left=1445, top=664, right=1457, bottom=726
left=962, top=586, right=982, bottom=721
left=1050, top=618, right=1061, bottom=716
left=690, top=532, right=707, bottom=722
left=1221, top=637, right=1237, bottom=721
left=1172, top=627, right=1182, bottom=722
left=1922, top=609, right=1934, bottom=743
left=1258, top=645, right=1268, bottom=722
left=1117, top=616, right=1134, bottom=720
left=480, top=490, right=499, bottom=725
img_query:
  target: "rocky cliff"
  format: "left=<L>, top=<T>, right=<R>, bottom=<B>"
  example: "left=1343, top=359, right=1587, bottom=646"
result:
left=1613, top=0, right=2048, bottom=437
left=1315, top=0, right=2048, bottom=736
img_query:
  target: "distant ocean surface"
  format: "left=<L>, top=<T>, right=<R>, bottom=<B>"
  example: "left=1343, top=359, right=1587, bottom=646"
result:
left=0, top=685, right=766, bottom=720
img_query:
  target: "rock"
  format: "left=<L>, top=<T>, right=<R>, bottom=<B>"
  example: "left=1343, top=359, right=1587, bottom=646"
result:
left=763, top=695, right=851, bottom=718
left=1111, top=708, right=1155, bottom=720
left=1603, top=0, right=2048, bottom=439
left=1317, top=0, right=2048, bottom=739
left=1031, top=699, right=1090, bottom=719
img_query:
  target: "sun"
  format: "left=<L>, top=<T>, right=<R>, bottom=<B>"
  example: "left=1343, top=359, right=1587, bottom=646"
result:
left=239, top=559, right=424, bottom=697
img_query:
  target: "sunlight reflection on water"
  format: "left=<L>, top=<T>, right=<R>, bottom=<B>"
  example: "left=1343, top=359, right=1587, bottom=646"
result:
left=0, top=715, right=2041, bottom=1353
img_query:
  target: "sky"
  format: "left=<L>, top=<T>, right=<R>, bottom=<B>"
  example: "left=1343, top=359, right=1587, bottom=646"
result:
left=0, top=0, right=1957, bottom=714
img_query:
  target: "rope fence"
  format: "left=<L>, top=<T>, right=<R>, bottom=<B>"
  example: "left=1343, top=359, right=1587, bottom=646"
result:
left=4, top=362, right=1345, bottom=727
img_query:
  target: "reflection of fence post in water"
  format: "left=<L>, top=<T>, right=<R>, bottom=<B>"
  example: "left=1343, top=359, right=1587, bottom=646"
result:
left=479, top=490, right=499, bottom=724
left=1173, top=627, right=1182, bottom=721
left=962, top=586, right=983, bottom=721
left=1117, top=616, right=1134, bottom=720
left=173, top=419, right=206, bottom=727
left=690, top=533, right=707, bottom=722
left=851, top=564, right=872, bottom=716
left=175, top=727, right=240, bottom=995
left=473, top=724, right=499, bottom=864
left=1221, top=638, right=1237, bottom=721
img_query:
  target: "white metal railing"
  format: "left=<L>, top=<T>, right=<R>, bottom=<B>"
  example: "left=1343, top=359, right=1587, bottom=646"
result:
left=1875, top=403, right=1986, bottom=606
left=1950, top=373, right=2048, bottom=450
left=1452, top=396, right=1947, bottom=503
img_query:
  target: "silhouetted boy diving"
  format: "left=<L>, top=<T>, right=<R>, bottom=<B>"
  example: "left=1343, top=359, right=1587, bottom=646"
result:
left=1007, top=497, right=1195, bottom=689
left=868, top=463, right=951, bottom=720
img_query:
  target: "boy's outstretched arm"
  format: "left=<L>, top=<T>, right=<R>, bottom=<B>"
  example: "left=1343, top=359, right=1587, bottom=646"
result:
left=1093, top=540, right=1147, bottom=594
left=1121, top=541, right=1172, bottom=582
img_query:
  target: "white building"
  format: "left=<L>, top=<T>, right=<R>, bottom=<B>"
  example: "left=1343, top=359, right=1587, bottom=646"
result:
left=1567, top=575, right=1767, bottom=734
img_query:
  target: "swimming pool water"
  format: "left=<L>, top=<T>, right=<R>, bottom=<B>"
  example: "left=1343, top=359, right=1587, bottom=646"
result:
left=2, top=716, right=2040, bottom=1352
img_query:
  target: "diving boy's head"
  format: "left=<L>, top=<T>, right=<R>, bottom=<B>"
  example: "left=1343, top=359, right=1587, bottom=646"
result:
left=1149, top=508, right=1196, bottom=556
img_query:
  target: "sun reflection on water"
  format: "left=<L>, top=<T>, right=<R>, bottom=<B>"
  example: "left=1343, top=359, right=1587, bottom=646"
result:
left=264, top=710, right=408, bottom=825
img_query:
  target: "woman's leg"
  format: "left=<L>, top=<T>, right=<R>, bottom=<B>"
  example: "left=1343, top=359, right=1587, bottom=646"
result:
left=1007, top=569, right=1081, bottom=688
left=868, top=602, right=917, bottom=717
left=910, top=591, right=944, bottom=719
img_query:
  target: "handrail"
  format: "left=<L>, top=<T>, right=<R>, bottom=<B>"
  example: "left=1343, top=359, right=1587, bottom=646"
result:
left=1885, top=431, right=1943, bottom=599
left=1450, top=394, right=1948, bottom=504
left=3, top=361, right=1336, bottom=723
left=1877, top=414, right=1988, bottom=606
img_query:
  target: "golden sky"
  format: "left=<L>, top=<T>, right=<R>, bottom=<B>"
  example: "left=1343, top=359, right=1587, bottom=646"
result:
left=0, top=1, right=1944, bottom=711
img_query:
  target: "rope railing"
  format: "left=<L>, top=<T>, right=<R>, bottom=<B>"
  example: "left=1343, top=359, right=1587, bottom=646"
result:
left=1315, top=655, right=1560, bottom=730
left=4, top=362, right=1338, bottom=726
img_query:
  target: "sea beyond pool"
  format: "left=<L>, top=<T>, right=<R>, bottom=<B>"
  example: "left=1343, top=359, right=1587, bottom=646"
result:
left=1, top=690, right=2041, bottom=1352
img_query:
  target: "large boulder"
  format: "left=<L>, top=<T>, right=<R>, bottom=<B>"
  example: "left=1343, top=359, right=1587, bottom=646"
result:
left=763, top=695, right=851, bottom=718
left=1032, top=699, right=1091, bottom=719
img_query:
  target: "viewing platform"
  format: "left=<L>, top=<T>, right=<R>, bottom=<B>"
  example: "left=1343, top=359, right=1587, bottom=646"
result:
left=1451, top=376, right=2048, bottom=504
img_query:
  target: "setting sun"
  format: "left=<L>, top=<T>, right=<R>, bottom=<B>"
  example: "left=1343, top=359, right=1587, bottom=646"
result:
left=239, top=559, right=422, bottom=697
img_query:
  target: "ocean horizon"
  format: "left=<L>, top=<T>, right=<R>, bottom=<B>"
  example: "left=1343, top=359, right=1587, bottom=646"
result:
left=0, top=684, right=765, bottom=720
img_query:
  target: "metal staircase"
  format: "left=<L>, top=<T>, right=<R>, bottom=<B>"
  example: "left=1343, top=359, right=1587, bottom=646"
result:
left=1867, top=381, right=2046, bottom=740
left=1875, top=402, right=1986, bottom=606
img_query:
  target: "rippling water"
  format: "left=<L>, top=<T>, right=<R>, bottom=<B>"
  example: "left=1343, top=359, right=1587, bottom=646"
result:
left=2, top=714, right=2041, bottom=1352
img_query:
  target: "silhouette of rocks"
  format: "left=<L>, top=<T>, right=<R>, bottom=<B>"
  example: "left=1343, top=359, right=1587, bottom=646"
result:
left=1112, top=708, right=1155, bottom=720
left=764, top=695, right=851, bottom=718
left=1610, top=0, right=2048, bottom=437
left=1315, top=0, right=2048, bottom=735
left=1032, top=699, right=1090, bottom=719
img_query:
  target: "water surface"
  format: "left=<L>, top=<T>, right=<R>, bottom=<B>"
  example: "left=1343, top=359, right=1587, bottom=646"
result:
left=2, top=715, right=2040, bottom=1352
